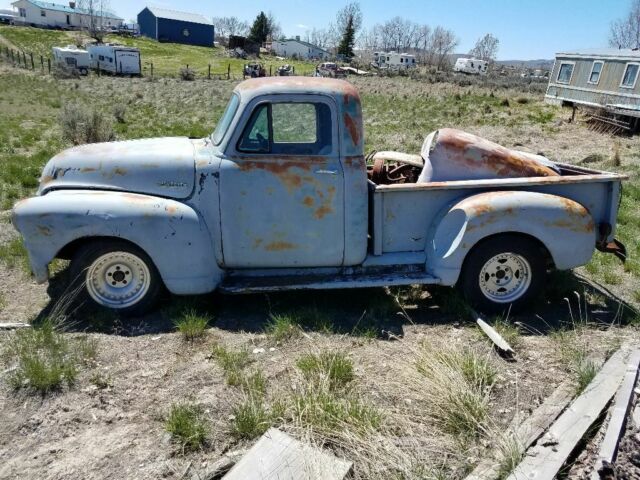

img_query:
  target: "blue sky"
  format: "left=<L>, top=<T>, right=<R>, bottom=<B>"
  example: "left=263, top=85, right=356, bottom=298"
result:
left=7, top=0, right=632, bottom=59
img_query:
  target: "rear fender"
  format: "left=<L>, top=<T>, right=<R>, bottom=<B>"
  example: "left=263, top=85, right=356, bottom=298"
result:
left=11, top=191, right=223, bottom=294
left=426, top=191, right=596, bottom=285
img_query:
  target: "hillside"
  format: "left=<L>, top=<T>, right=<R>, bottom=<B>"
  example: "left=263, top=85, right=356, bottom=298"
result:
left=0, top=25, right=317, bottom=77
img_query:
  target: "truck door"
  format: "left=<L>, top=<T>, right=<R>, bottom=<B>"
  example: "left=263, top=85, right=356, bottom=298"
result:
left=219, top=95, right=345, bottom=268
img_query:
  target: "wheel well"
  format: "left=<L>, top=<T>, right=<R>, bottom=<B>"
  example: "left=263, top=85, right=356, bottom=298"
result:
left=464, top=232, right=555, bottom=271
left=56, top=236, right=146, bottom=261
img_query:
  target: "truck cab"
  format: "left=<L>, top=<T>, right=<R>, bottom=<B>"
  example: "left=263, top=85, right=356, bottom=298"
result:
left=12, top=78, right=626, bottom=315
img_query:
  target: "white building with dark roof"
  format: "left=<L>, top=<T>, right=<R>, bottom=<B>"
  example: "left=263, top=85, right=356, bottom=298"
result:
left=272, top=37, right=330, bottom=60
left=11, top=0, right=122, bottom=29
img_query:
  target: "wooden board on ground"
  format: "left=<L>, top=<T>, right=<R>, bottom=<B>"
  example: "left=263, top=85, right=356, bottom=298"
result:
left=464, top=381, right=574, bottom=480
left=222, top=428, right=352, bottom=480
left=590, top=349, right=640, bottom=479
left=506, top=348, right=630, bottom=480
left=476, top=317, right=514, bottom=357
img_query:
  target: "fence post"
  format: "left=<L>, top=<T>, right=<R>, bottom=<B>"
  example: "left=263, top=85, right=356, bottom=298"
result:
left=40, top=55, right=44, bottom=72
left=293, top=65, right=295, bottom=75
left=30, top=52, right=34, bottom=70
left=269, top=65, right=272, bottom=76
left=208, top=64, right=211, bottom=79
left=227, top=63, right=230, bottom=79
left=97, top=61, right=100, bottom=76
left=47, top=57, right=50, bottom=74
left=150, top=62, right=153, bottom=79
left=22, top=51, right=26, bottom=68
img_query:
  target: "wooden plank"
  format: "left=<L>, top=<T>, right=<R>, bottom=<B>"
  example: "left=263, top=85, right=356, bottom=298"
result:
left=464, top=381, right=574, bottom=480
left=476, top=317, right=515, bottom=357
left=506, top=348, right=630, bottom=480
left=590, top=349, right=640, bottom=479
left=0, top=322, right=31, bottom=330
left=223, top=428, right=352, bottom=480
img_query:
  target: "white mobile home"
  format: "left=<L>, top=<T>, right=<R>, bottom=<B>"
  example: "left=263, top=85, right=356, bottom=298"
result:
left=372, top=51, right=417, bottom=70
left=11, top=0, right=122, bottom=29
left=454, top=58, right=488, bottom=75
left=52, top=45, right=90, bottom=74
left=271, top=37, right=329, bottom=60
left=87, top=44, right=140, bottom=75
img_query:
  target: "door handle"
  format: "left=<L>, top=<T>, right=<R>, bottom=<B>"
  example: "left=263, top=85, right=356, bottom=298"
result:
left=315, top=169, right=338, bottom=175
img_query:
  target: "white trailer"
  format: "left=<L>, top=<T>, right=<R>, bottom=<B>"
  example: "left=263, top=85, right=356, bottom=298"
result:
left=52, top=46, right=91, bottom=75
left=87, top=44, right=141, bottom=75
left=454, top=58, right=488, bottom=75
left=372, top=51, right=417, bottom=70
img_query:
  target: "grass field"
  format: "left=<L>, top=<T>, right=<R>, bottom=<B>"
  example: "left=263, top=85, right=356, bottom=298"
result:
left=0, top=25, right=318, bottom=77
left=0, top=47, right=639, bottom=479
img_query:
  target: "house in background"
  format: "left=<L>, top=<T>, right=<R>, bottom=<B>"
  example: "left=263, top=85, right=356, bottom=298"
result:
left=137, top=6, right=214, bottom=47
left=271, top=37, right=329, bottom=60
left=11, top=0, right=122, bottom=29
left=545, top=48, right=640, bottom=131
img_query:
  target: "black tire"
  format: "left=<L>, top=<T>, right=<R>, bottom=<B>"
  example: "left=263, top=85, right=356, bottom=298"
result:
left=69, top=240, right=163, bottom=316
left=458, top=234, right=546, bottom=314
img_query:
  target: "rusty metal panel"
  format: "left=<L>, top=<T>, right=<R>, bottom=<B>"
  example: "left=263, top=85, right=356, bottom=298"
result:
left=418, top=129, right=559, bottom=182
left=12, top=191, right=222, bottom=294
left=38, top=137, right=196, bottom=199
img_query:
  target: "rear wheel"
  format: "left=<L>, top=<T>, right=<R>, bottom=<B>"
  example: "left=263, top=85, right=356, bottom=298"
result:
left=69, top=240, right=162, bottom=316
left=458, top=234, right=546, bottom=314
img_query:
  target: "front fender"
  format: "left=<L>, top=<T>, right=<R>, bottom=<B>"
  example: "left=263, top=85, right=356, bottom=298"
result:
left=426, top=191, right=596, bottom=285
left=12, top=190, right=223, bottom=294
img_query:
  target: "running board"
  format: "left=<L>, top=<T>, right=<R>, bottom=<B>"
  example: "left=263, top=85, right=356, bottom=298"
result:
left=219, top=272, right=439, bottom=294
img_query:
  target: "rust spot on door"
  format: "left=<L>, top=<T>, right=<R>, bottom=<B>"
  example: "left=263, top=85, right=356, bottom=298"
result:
left=343, top=113, right=360, bottom=146
left=303, top=196, right=315, bottom=207
left=265, top=241, right=297, bottom=251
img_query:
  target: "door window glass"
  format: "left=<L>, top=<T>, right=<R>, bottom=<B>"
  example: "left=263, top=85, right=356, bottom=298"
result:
left=238, top=102, right=332, bottom=155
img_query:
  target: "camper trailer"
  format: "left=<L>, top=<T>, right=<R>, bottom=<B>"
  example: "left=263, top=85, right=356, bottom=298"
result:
left=87, top=44, right=141, bottom=75
left=372, top=52, right=417, bottom=70
left=454, top=58, right=488, bottom=75
left=52, top=46, right=91, bottom=75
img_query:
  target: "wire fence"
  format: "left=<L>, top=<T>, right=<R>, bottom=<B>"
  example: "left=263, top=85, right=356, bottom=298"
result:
left=0, top=45, right=320, bottom=80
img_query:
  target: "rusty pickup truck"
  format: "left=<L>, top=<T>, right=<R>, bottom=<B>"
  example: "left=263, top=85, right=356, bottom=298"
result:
left=12, top=77, right=627, bottom=315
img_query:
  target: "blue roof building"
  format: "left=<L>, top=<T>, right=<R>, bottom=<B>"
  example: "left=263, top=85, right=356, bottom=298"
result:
left=137, top=6, right=214, bottom=47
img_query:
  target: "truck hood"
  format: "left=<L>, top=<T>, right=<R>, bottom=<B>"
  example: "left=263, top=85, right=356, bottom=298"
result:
left=38, top=137, right=196, bottom=199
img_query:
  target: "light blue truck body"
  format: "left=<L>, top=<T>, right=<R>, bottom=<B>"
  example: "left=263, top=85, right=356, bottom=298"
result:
left=12, top=77, right=626, bottom=300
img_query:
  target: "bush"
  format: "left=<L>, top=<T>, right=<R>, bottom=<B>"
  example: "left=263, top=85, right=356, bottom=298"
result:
left=112, top=104, right=126, bottom=123
left=3, top=319, right=97, bottom=394
left=174, top=310, right=209, bottom=342
left=59, top=104, right=115, bottom=145
left=179, top=67, right=196, bottom=81
left=164, top=402, right=208, bottom=451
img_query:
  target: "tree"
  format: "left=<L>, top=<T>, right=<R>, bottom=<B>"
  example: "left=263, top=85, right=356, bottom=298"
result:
left=266, top=12, right=282, bottom=41
left=430, top=26, right=458, bottom=70
left=77, top=0, right=110, bottom=42
left=609, top=0, right=640, bottom=48
left=336, top=2, right=362, bottom=57
left=213, top=16, right=249, bottom=43
left=248, top=11, right=270, bottom=45
left=469, top=33, right=499, bottom=62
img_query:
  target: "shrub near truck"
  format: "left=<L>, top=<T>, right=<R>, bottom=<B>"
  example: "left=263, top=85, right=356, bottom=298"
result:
left=12, top=77, right=627, bottom=315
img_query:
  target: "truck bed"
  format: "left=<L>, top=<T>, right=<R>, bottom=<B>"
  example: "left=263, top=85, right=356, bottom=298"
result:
left=368, top=163, right=626, bottom=255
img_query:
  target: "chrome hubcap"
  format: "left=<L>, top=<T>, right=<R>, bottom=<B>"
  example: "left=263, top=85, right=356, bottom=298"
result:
left=479, top=253, right=531, bottom=303
left=86, top=252, right=150, bottom=309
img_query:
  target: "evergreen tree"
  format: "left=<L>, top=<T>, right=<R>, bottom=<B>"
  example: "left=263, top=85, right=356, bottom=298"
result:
left=337, top=15, right=355, bottom=57
left=248, top=11, right=269, bottom=44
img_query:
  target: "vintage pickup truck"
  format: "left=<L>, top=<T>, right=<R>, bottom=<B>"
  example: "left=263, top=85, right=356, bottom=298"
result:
left=12, top=77, right=626, bottom=315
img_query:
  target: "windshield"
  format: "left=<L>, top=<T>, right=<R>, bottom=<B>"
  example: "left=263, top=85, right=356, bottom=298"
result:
left=211, top=93, right=239, bottom=145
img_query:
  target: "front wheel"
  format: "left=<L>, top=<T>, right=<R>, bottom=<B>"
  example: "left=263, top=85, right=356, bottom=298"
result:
left=69, top=241, right=163, bottom=316
left=458, top=235, right=546, bottom=314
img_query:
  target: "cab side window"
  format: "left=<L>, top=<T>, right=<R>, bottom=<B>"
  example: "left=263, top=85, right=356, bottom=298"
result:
left=237, top=102, right=332, bottom=155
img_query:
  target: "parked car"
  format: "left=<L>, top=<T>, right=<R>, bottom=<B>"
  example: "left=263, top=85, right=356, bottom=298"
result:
left=277, top=64, right=293, bottom=76
left=316, top=62, right=346, bottom=78
left=12, top=77, right=627, bottom=315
